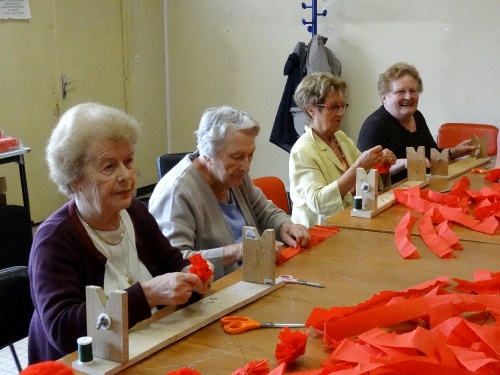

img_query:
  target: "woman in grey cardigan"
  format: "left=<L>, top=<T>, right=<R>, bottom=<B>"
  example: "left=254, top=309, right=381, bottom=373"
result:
left=149, top=106, right=310, bottom=280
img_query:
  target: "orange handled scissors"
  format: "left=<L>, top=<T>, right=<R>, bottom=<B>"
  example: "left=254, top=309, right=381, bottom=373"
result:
left=220, top=315, right=305, bottom=334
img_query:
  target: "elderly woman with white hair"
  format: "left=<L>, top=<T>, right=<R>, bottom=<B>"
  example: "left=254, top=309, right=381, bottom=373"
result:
left=149, top=105, right=310, bottom=280
left=28, top=103, right=211, bottom=364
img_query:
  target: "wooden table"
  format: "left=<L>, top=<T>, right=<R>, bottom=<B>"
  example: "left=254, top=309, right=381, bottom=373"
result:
left=61, top=227, right=500, bottom=374
left=325, top=158, right=500, bottom=245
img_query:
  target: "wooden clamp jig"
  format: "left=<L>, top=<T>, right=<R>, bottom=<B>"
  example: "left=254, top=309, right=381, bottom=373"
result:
left=430, top=148, right=449, bottom=177
left=242, top=226, right=275, bottom=285
left=406, top=146, right=427, bottom=182
left=429, top=135, right=490, bottom=180
left=73, top=286, right=128, bottom=374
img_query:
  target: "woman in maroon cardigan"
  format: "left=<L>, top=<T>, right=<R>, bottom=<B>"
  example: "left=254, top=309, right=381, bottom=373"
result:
left=28, top=103, right=212, bottom=363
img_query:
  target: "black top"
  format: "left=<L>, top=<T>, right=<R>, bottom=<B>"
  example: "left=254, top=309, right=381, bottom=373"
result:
left=357, top=105, right=439, bottom=182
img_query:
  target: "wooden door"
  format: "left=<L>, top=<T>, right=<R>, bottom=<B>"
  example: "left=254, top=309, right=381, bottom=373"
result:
left=52, top=0, right=126, bottom=114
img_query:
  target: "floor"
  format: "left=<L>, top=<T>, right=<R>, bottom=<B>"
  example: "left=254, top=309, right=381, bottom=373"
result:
left=0, top=338, right=28, bottom=374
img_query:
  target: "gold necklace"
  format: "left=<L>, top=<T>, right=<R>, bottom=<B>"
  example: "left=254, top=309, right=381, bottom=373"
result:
left=83, top=216, right=126, bottom=246
left=99, top=225, right=135, bottom=286
left=82, top=215, right=134, bottom=285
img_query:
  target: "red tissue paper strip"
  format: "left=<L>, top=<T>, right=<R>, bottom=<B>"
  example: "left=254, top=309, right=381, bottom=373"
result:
left=165, top=368, right=202, bottom=375
left=188, top=254, right=213, bottom=283
left=275, top=326, right=309, bottom=364
left=485, top=168, right=500, bottom=183
left=277, top=225, right=339, bottom=264
left=375, top=162, right=391, bottom=174
left=417, top=211, right=455, bottom=258
left=453, top=269, right=500, bottom=294
left=394, top=210, right=419, bottom=259
left=230, top=359, right=270, bottom=375
left=306, top=272, right=500, bottom=374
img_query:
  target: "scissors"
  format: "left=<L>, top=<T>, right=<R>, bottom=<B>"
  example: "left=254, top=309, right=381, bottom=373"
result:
left=279, top=274, right=325, bottom=288
left=220, top=315, right=305, bottom=334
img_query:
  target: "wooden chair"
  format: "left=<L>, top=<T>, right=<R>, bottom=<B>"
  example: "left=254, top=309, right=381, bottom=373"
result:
left=437, top=123, right=499, bottom=156
left=0, top=266, right=33, bottom=372
left=252, top=176, right=291, bottom=215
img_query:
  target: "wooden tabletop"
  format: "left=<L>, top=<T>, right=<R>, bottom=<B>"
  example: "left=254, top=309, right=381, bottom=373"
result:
left=61, top=227, right=500, bottom=374
left=324, top=158, right=499, bottom=245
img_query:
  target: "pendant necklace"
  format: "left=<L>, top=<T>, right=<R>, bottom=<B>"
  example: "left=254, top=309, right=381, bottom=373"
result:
left=82, top=215, right=135, bottom=286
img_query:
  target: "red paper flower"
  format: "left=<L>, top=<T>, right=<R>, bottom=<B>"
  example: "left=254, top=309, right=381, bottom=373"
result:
left=275, top=326, right=309, bottom=364
left=230, top=359, right=270, bottom=375
left=21, top=361, right=73, bottom=375
left=165, top=367, right=202, bottom=375
left=188, top=253, right=213, bottom=283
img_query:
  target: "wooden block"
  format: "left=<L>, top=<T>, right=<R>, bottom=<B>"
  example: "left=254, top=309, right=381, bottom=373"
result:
left=351, top=179, right=428, bottom=218
left=430, top=148, right=449, bottom=177
left=430, top=157, right=490, bottom=180
left=406, top=146, right=427, bottom=182
left=471, top=135, right=488, bottom=158
left=354, top=168, right=378, bottom=211
left=85, top=287, right=128, bottom=363
left=73, top=280, right=284, bottom=375
left=0, top=177, right=6, bottom=193
left=242, top=227, right=275, bottom=285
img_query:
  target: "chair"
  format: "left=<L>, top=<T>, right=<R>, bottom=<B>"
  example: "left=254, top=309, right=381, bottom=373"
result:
left=0, top=266, right=33, bottom=372
left=0, top=205, right=32, bottom=269
left=252, top=176, right=291, bottom=215
left=156, top=152, right=189, bottom=180
left=437, top=123, right=499, bottom=156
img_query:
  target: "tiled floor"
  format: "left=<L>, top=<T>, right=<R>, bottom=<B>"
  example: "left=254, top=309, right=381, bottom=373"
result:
left=0, top=338, right=28, bottom=374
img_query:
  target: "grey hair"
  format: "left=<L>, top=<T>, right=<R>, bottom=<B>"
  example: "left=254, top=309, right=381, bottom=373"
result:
left=294, top=72, right=347, bottom=122
left=195, top=106, right=260, bottom=158
left=46, top=102, right=141, bottom=197
left=378, top=62, right=423, bottom=96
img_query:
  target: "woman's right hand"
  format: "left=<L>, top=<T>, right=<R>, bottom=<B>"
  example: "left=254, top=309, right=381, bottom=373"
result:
left=355, top=145, right=386, bottom=170
left=141, top=272, right=204, bottom=307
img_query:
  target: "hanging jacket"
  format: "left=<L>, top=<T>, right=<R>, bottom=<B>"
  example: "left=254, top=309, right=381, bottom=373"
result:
left=270, top=42, right=307, bottom=153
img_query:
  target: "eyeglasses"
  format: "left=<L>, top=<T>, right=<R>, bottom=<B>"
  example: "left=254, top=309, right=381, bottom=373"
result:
left=316, top=103, right=349, bottom=112
left=391, top=88, right=419, bottom=97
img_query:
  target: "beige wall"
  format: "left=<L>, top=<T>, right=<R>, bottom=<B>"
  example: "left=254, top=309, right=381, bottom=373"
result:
left=0, top=1, right=166, bottom=223
left=165, top=0, right=500, bottom=189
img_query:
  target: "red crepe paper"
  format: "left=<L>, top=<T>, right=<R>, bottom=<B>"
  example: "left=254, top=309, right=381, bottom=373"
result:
left=20, top=361, right=74, bottom=375
left=275, top=326, right=309, bottom=364
left=230, top=359, right=270, bottom=375
left=485, top=168, right=500, bottom=183
left=267, top=363, right=287, bottom=375
left=165, top=368, right=202, bottom=375
left=394, top=211, right=419, bottom=259
left=375, top=162, right=391, bottom=174
left=307, top=272, right=500, bottom=374
left=417, top=211, right=455, bottom=258
left=277, top=225, right=339, bottom=264
left=453, top=269, right=500, bottom=294
left=188, top=254, right=213, bottom=283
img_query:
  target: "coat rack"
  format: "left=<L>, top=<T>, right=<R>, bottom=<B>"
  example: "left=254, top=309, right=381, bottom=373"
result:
left=301, top=0, right=327, bottom=36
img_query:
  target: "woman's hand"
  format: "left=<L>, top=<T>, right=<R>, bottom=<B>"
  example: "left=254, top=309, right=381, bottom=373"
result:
left=355, top=145, right=386, bottom=170
left=279, top=222, right=310, bottom=250
left=382, top=148, right=397, bottom=165
left=141, top=271, right=209, bottom=308
left=450, top=140, right=476, bottom=158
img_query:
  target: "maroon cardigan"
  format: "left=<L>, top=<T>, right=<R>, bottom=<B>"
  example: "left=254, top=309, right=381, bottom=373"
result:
left=28, top=199, right=190, bottom=363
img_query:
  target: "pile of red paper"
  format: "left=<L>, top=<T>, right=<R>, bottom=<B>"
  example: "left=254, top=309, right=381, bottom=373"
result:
left=394, top=176, right=500, bottom=259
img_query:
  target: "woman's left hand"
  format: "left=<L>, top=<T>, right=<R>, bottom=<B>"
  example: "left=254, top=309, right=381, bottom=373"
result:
left=450, top=140, right=476, bottom=158
left=382, top=148, right=397, bottom=165
left=279, top=222, right=310, bottom=249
